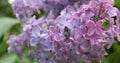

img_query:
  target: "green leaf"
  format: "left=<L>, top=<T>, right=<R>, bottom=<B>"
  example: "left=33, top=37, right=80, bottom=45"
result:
left=0, top=17, right=20, bottom=37
left=114, top=0, right=120, bottom=10
left=0, top=40, right=8, bottom=54
left=102, top=52, right=120, bottom=63
left=0, top=0, right=14, bottom=17
left=0, top=52, right=38, bottom=63
left=0, top=53, right=17, bottom=63
left=102, top=40, right=120, bottom=63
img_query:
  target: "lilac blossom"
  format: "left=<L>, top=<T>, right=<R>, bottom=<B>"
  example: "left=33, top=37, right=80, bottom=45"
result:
left=8, top=0, right=120, bottom=63
left=10, top=0, right=91, bottom=20
left=85, top=20, right=103, bottom=45
left=7, top=33, right=25, bottom=58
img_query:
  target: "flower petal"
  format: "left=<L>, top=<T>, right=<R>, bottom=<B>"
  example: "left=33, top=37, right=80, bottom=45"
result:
left=96, top=28, right=103, bottom=36
left=87, top=20, right=95, bottom=28
left=96, top=20, right=103, bottom=28
left=87, top=28, right=95, bottom=36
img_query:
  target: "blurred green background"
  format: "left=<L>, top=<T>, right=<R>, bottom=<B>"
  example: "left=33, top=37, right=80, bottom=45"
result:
left=0, top=0, right=120, bottom=63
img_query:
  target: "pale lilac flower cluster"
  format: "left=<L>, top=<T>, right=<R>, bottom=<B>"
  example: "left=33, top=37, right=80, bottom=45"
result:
left=8, top=0, right=120, bottom=63
left=11, top=0, right=82, bottom=20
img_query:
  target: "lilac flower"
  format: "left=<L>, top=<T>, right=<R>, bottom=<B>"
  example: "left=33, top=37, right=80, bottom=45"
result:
left=113, top=27, right=120, bottom=42
left=23, top=16, right=41, bottom=46
left=85, top=20, right=103, bottom=45
left=49, top=25, right=63, bottom=42
left=8, top=0, right=120, bottom=63
left=7, top=33, right=26, bottom=58
left=11, top=0, right=91, bottom=20
left=11, top=0, right=37, bottom=20
left=99, top=30, right=114, bottom=49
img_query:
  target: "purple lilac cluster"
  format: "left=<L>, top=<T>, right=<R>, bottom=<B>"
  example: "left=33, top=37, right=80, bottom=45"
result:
left=8, top=0, right=120, bottom=63
left=11, top=0, right=84, bottom=20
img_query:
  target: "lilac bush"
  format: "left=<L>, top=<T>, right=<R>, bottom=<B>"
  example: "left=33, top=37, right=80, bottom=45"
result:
left=8, top=0, right=120, bottom=63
